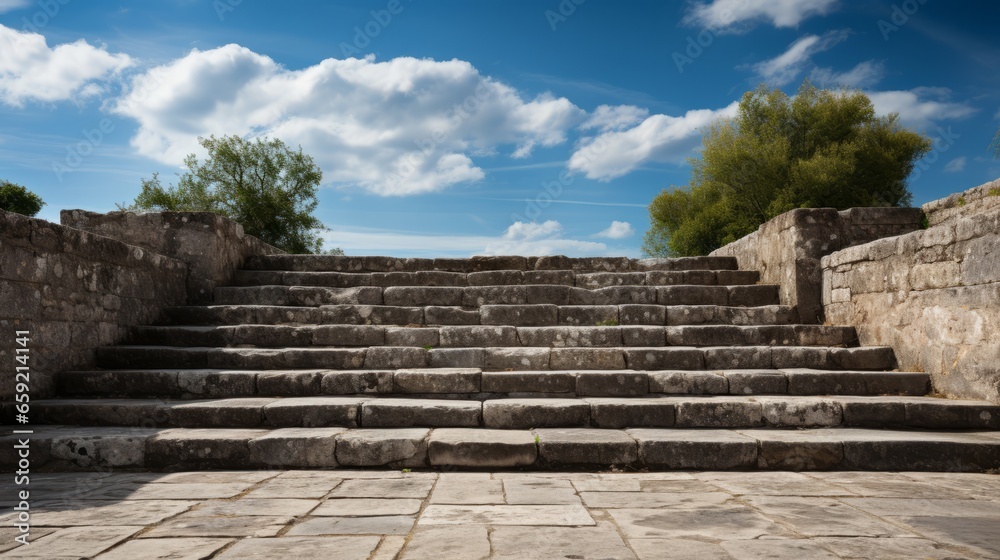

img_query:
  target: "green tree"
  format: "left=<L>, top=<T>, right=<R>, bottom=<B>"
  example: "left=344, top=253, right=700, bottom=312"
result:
left=0, top=180, right=45, bottom=217
left=643, top=81, right=932, bottom=257
left=127, top=135, right=326, bottom=254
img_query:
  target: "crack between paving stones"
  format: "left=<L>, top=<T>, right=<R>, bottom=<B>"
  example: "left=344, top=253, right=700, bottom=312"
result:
left=273, top=472, right=334, bottom=539
left=601, top=505, right=641, bottom=559
left=390, top=471, right=440, bottom=559
left=726, top=491, right=810, bottom=542
left=831, top=491, right=953, bottom=543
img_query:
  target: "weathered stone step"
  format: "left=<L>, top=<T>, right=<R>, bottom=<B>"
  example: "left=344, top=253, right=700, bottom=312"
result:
left=8, top=425, right=999, bottom=471
left=212, top=284, right=781, bottom=308
left=242, top=255, right=740, bottom=273
left=129, top=324, right=859, bottom=349
left=59, top=368, right=930, bottom=399
left=159, top=304, right=796, bottom=327
left=26, top=395, right=1000, bottom=431
left=233, top=269, right=760, bottom=288
left=95, top=345, right=895, bottom=371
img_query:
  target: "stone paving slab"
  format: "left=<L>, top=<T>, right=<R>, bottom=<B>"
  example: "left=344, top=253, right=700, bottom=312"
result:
left=1, top=526, right=140, bottom=559
left=3, top=470, right=998, bottom=558
left=93, top=537, right=232, bottom=560
left=213, top=536, right=381, bottom=559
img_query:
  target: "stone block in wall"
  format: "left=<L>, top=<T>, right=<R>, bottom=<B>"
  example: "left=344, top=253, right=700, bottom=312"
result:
left=960, top=234, right=1000, bottom=286
left=920, top=224, right=956, bottom=248
left=0, top=244, right=46, bottom=283
left=61, top=210, right=285, bottom=303
left=910, top=262, right=961, bottom=291
left=0, top=282, right=41, bottom=317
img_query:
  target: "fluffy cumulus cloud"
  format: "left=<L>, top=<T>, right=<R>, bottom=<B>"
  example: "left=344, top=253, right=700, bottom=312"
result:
left=482, top=220, right=609, bottom=256
left=685, top=0, right=838, bottom=32
left=810, top=60, right=885, bottom=88
left=750, top=31, right=848, bottom=86
left=867, top=87, right=976, bottom=129
left=113, top=45, right=585, bottom=196
left=0, top=24, right=132, bottom=106
left=594, top=221, right=635, bottom=239
left=567, top=102, right=739, bottom=181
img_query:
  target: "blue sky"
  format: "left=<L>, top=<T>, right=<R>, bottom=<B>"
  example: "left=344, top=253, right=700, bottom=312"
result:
left=1, top=0, right=998, bottom=257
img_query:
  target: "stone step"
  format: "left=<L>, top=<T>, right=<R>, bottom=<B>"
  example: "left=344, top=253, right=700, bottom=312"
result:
left=233, top=269, right=761, bottom=288
left=7, top=425, right=999, bottom=471
left=242, top=255, right=740, bottom=273
left=58, top=368, right=930, bottom=399
left=212, top=284, right=781, bottom=308
left=94, top=345, right=896, bottom=371
left=25, top=395, right=1000, bottom=431
left=159, top=304, right=797, bottom=327
left=129, top=324, right=859, bottom=349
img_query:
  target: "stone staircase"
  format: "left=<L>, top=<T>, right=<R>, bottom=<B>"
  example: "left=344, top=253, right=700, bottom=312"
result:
left=10, top=255, right=1000, bottom=471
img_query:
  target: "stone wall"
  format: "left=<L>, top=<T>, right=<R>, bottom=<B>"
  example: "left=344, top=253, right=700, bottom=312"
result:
left=711, top=207, right=923, bottom=323
left=823, top=181, right=1000, bottom=403
left=923, top=177, right=1000, bottom=227
left=61, top=210, right=284, bottom=304
left=0, top=210, right=188, bottom=399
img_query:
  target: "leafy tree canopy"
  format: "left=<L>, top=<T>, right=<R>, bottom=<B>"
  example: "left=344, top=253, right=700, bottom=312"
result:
left=0, top=180, right=45, bottom=217
left=643, top=80, right=932, bottom=257
left=126, top=135, right=328, bottom=254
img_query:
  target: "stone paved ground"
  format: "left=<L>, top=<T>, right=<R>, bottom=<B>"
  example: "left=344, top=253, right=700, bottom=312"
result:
left=2, top=470, right=999, bottom=559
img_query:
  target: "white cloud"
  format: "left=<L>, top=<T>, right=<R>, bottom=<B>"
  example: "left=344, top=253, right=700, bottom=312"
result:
left=113, top=45, right=585, bottom=196
left=810, top=60, right=885, bottom=88
left=511, top=141, right=536, bottom=159
left=484, top=220, right=609, bottom=256
left=0, top=24, right=132, bottom=106
left=501, top=220, right=564, bottom=240
left=867, top=87, right=976, bottom=129
left=594, top=221, right=635, bottom=239
left=319, top=220, right=612, bottom=257
left=943, top=156, right=966, bottom=173
left=685, top=0, right=839, bottom=32
left=0, top=0, right=30, bottom=13
left=567, top=102, right=739, bottom=181
left=580, top=105, right=649, bottom=132
left=750, top=31, right=848, bottom=86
